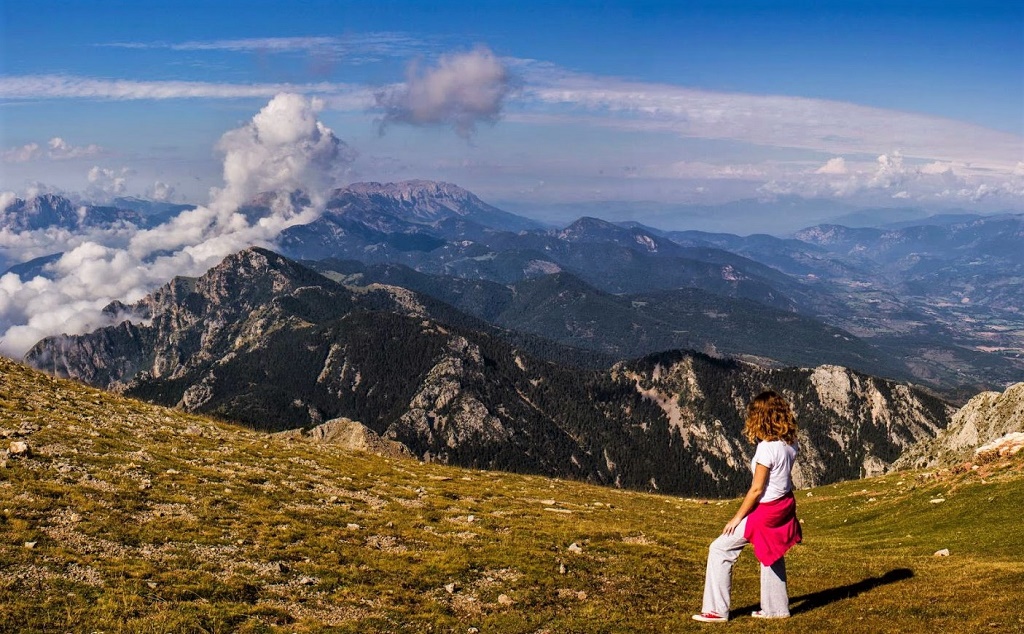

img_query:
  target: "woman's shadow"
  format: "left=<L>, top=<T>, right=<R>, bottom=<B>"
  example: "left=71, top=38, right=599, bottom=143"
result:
left=734, top=568, right=914, bottom=616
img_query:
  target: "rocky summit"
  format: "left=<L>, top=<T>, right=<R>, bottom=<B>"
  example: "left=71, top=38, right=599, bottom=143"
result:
left=26, top=247, right=954, bottom=497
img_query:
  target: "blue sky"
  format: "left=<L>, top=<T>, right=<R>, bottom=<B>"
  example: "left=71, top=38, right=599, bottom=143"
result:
left=2, top=0, right=1022, bottom=224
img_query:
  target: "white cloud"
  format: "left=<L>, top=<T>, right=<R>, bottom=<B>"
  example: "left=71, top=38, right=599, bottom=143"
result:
left=3, top=137, right=104, bottom=163
left=515, top=63, right=1023, bottom=176
left=210, top=93, right=354, bottom=213
left=920, top=161, right=954, bottom=175
left=102, top=33, right=425, bottom=61
left=867, top=152, right=907, bottom=189
left=376, top=46, right=513, bottom=136
left=47, top=137, right=103, bottom=160
left=0, top=192, right=17, bottom=212
left=2, top=143, right=41, bottom=163
left=146, top=181, right=175, bottom=201
left=87, top=166, right=130, bottom=198
left=0, top=75, right=373, bottom=105
left=815, top=157, right=848, bottom=175
left=759, top=149, right=1018, bottom=205
left=644, top=161, right=769, bottom=180
left=0, top=93, right=354, bottom=357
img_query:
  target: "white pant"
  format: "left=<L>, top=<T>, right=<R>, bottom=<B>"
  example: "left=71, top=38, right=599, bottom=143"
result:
left=701, top=517, right=790, bottom=619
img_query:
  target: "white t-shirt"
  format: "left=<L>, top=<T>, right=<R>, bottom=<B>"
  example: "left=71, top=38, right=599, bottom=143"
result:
left=751, top=439, right=798, bottom=503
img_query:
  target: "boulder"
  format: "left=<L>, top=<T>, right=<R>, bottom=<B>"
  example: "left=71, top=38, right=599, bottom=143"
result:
left=274, top=417, right=413, bottom=459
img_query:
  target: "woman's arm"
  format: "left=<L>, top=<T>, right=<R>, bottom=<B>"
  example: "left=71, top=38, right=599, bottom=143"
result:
left=722, top=463, right=770, bottom=535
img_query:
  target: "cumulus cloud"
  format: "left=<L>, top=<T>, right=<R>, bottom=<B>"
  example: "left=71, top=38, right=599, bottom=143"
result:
left=3, top=137, right=104, bottom=163
left=87, top=166, right=130, bottom=196
left=759, top=149, right=1016, bottom=205
left=815, top=157, right=848, bottom=175
left=376, top=46, right=513, bottom=137
left=920, top=161, right=954, bottom=175
left=0, top=93, right=353, bottom=357
left=48, top=137, right=103, bottom=160
left=146, top=181, right=175, bottom=201
left=3, top=143, right=42, bottom=163
left=0, top=192, right=17, bottom=212
left=210, top=93, right=354, bottom=213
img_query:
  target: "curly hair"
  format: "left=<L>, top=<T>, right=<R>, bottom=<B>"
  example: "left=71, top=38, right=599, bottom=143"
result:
left=743, top=391, right=798, bottom=443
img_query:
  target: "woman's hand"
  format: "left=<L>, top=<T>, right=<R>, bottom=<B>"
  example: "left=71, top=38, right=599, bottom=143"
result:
left=722, top=516, right=743, bottom=535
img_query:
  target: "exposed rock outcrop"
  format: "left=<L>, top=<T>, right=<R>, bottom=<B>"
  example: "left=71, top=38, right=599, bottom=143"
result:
left=275, top=418, right=412, bottom=459
left=895, top=382, right=1024, bottom=469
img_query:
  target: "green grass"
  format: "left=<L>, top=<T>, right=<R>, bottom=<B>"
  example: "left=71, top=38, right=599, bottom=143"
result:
left=1, top=357, right=1023, bottom=633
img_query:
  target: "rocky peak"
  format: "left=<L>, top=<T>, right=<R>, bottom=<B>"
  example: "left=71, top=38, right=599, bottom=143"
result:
left=1, top=194, right=77, bottom=231
left=1, top=194, right=142, bottom=231
left=330, top=180, right=483, bottom=218
left=193, top=247, right=328, bottom=305
left=25, top=247, right=352, bottom=390
left=343, top=180, right=476, bottom=204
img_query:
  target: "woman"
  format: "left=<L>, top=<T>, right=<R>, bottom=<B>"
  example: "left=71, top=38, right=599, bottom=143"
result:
left=693, top=391, right=802, bottom=622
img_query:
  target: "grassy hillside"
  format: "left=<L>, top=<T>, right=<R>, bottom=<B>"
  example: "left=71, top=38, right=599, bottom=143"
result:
left=1, top=357, right=1021, bottom=633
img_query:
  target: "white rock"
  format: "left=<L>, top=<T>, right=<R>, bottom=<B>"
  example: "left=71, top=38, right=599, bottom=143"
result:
left=934, top=549, right=950, bottom=557
left=24, top=541, right=36, bottom=549
left=9, top=441, right=29, bottom=457
left=558, top=563, right=567, bottom=575
left=347, top=523, right=361, bottom=530
left=445, top=582, right=458, bottom=594
left=298, top=576, right=316, bottom=585
left=567, top=542, right=583, bottom=554
left=497, top=594, right=513, bottom=606
left=930, top=498, right=946, bottom=504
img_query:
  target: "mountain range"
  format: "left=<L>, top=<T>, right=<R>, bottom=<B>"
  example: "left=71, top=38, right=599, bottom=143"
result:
left=5, top=182, right=1021, bottom=401
left=6, top=179, right=1023, bottom=496
left=26, top=247, right=953, bottom=497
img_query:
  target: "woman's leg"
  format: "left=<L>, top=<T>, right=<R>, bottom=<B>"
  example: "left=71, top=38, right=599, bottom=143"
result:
left=759, top=556, right=790, bottom=617
left=701, top=517, right=749, bottom=619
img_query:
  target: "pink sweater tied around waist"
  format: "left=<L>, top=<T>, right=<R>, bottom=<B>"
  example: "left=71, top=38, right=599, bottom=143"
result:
left=743, top=491, right=802, bottom=566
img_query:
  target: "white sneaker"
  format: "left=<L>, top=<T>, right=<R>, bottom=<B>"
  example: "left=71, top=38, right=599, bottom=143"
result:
left=751, top=610, right=789, bottom=619
left=692, top=612, right=728, bottom=622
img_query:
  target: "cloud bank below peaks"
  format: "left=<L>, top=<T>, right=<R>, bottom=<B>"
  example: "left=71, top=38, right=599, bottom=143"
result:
left=376, top=46, right=513, bottom=137
left=0, top=93, right=352, bottom=357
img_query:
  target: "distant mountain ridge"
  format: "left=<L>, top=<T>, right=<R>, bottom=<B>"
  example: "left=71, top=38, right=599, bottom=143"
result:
left=6, top=180, right=1023, bottom=396
left=0, top=194, right=143, bottom=232
left=311, top=258, right=904, bottom=378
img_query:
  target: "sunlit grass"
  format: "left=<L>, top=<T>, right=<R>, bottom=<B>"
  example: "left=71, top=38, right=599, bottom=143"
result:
left=1, top=357, right=1022, bottom=633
